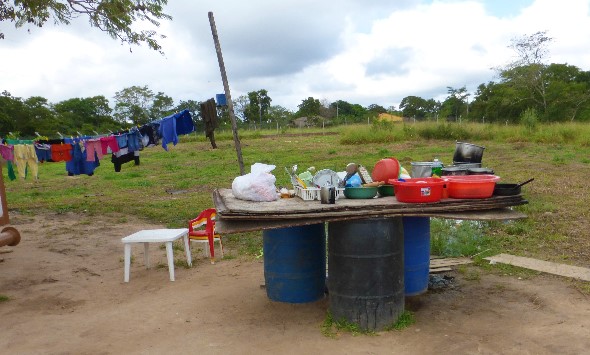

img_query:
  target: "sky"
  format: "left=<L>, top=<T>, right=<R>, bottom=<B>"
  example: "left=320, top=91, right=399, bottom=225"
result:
left=2, top=0, right=590, bottom=112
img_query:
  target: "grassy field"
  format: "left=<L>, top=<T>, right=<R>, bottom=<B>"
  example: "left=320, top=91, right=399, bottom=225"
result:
left=4, top=122, right=590, bottom=267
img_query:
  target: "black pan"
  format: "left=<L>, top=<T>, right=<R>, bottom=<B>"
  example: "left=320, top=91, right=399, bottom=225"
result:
left=493, top=178, right=534, bottom=196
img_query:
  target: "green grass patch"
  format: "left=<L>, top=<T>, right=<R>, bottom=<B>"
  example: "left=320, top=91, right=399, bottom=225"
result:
left=0, top=295, right=10, bottom=302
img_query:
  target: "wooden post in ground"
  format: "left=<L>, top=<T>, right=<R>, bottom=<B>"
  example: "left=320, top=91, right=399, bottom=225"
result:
left=208, top=11, right=245, bottom=176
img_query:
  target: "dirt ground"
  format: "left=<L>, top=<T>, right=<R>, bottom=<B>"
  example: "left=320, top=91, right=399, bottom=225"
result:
left=1, top=211, right=589, bottom=355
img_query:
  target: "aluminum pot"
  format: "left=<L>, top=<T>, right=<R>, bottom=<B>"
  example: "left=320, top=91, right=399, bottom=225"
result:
left=410, top=162, right=434, bottom=178
left=453, top=142, right=485, bottom=163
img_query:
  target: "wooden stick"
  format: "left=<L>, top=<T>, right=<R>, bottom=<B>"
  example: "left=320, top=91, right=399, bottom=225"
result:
left=208, top=12, right=245, bottom=175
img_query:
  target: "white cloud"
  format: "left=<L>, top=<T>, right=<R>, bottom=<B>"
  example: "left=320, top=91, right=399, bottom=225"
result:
left=1, top=0, right=590, bottom=112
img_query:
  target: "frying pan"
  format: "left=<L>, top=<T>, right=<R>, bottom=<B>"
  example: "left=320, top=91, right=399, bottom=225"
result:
left=493, top=178, right=534, bottom=196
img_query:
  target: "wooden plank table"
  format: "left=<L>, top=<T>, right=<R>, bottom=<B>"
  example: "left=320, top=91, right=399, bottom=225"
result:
left=212, top=188, right=527, bottom=233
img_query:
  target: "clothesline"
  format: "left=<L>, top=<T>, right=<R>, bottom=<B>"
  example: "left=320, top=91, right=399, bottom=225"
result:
left=1, top=109, right=196, bottom=180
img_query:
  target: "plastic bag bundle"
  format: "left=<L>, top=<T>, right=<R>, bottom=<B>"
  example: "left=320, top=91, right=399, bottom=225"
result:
left=232, top=163, right=279, bottom=202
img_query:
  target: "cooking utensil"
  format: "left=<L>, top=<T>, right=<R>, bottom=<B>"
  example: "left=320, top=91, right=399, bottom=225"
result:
left=514, top=178, right=534, bottom=189
left=493, top=178, right=534, bottom=196
left=453, top=142, right=485, bottom=163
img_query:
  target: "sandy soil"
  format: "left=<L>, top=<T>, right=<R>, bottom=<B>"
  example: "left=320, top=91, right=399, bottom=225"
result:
left=1, top=211, right=589, bottom=354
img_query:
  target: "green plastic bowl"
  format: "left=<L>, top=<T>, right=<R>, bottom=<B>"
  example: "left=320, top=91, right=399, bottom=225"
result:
left=377, top=184, right=395, bottom=197
left=344, top=186, right=378, bottom=199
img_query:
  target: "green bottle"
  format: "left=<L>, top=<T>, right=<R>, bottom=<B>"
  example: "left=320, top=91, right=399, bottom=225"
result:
left=432, top=158, right=442, bottom=177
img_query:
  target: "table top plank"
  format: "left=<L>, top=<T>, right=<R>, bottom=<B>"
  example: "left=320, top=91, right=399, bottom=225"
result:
left=215, top=208, right=527, bottom=234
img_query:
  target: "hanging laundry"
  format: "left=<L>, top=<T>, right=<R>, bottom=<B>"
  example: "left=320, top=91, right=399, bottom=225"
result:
left=0, top=144, right=14, bottom=161
left=6, top=161, right=16, bottom=181
left=139, top=123, right=160, bottom=148
left=158, top=115, right=177, bottom=151
left=13, top=144, right=39, bottom=179
left=100, top=136, right=120, bottom=155
left=111, top=147, right=140, bottom=172
left=51, top=143, right=73, bottom=162
left=175, top=109, right=196, bottom=135
left=66, top=142, right=100, bottom=176
left=127, top=127, right=143, bottom=152
left=34, top=142, right=52, bottom=162
left=84, top=138, right=104, bottom=162
left=114, top=134, right=128, bottom=150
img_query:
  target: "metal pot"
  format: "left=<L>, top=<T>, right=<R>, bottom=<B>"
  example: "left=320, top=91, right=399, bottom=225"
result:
left=453, top=142, right=485, bottom=163
left=410, top=162, right=434, bottom=178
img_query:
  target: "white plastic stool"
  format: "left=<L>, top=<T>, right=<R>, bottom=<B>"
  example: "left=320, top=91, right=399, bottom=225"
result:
left=122, top=228, right=191, bottom=282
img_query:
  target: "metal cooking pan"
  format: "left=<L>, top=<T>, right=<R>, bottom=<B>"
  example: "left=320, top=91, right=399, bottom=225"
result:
left=493, top=178, right=534, bottom=196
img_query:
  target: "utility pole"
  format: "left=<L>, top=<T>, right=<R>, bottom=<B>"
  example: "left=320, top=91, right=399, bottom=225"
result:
left=209, top=12, right=245, bottom=175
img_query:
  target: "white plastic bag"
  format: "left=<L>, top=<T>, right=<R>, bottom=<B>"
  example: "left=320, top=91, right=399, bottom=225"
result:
left=232, top=163, right=279, bottom=202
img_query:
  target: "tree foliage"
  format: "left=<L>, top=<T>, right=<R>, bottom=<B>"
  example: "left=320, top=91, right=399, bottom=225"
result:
left=0, top=0, right=171, bottom=53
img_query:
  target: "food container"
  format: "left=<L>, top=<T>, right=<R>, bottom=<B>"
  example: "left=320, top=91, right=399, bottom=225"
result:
left=443, top=175, right=500, bottom=199
left=372, top=158, right=400, bottom=183
left=377, top=184, right=395, bottom=196
left=453, top=142, right=485, bottom=163
left=390, top=178, right=444, bottom=203
left=343, top=186, right=378, bottom=199
left=410, top=162, right=434, bottom=178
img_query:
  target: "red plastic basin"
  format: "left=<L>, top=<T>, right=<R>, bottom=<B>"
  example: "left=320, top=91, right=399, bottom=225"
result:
left=443, top=175, right=500, bottom=199
left=390, top=177, right=444, bottom=203
left=372, top=158, right=400, bottom=183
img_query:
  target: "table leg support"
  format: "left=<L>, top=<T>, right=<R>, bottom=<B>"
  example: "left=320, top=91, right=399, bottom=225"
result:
left=166, top=241, right=175, bottom=281
left=124, top=244, right=131, bottom=282
left=183, top=234, right=192, bottom=267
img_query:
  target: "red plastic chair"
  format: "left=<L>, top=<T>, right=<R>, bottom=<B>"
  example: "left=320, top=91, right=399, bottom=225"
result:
left=188, top=208, right=224, bottom=264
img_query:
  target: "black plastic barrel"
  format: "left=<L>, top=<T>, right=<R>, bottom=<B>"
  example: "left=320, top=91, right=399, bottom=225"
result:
left=403, top=217, right=431, bottom=296
left=328, top=218, right=404, bottom=331
left=263, top=224, right=326, bottom=303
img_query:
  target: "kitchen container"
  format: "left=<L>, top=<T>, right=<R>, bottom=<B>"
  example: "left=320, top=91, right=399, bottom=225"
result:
left=443, top=175, right=500, bottom=199
left=343, top=186, right=378, bottom=199
left=372, top=158, right=400, bottom=183
left=390, top=178, right=445, bottom=203
left=377, top=184, right=395, bottom=196
left=453, top=142, right=485, bottom=163
left=410, top=162, right=434, bottom=178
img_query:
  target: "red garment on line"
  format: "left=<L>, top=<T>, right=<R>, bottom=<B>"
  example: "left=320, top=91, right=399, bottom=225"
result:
left=50, top=144, right=73, bottom=162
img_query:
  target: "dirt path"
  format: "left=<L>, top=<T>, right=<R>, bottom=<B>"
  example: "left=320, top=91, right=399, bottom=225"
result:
left=1, top=211, right=589, bottom=354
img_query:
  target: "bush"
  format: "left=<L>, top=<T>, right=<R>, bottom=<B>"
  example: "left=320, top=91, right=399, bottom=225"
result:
left=520, top=108, right=539, bottom=132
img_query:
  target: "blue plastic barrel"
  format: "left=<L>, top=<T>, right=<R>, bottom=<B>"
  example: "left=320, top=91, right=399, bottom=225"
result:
left=262, top=224, right=326, bottom=303
left=403, top=217, right=431, bottom=296
left=215, top=93, right=227, bottom=106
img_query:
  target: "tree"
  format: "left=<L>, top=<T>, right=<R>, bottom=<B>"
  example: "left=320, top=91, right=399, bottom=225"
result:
left=244, top=90, right=271, bottom=126
left=0, top=0, right=171, bottom=53
left=440, top=86, right=469, bottom=121
left=113, top=85, right=154, bottom=125
left=296, top=97, right=321, bottom=119
left=150, top=91, right=174, bottom=119
left=399, top=95, right=428, bottom=119
left=498, top=31, right=553, bottom=116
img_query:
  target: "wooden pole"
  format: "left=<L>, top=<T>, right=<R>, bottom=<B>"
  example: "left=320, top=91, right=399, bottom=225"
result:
left=208, top=12, right=245, bottom=176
